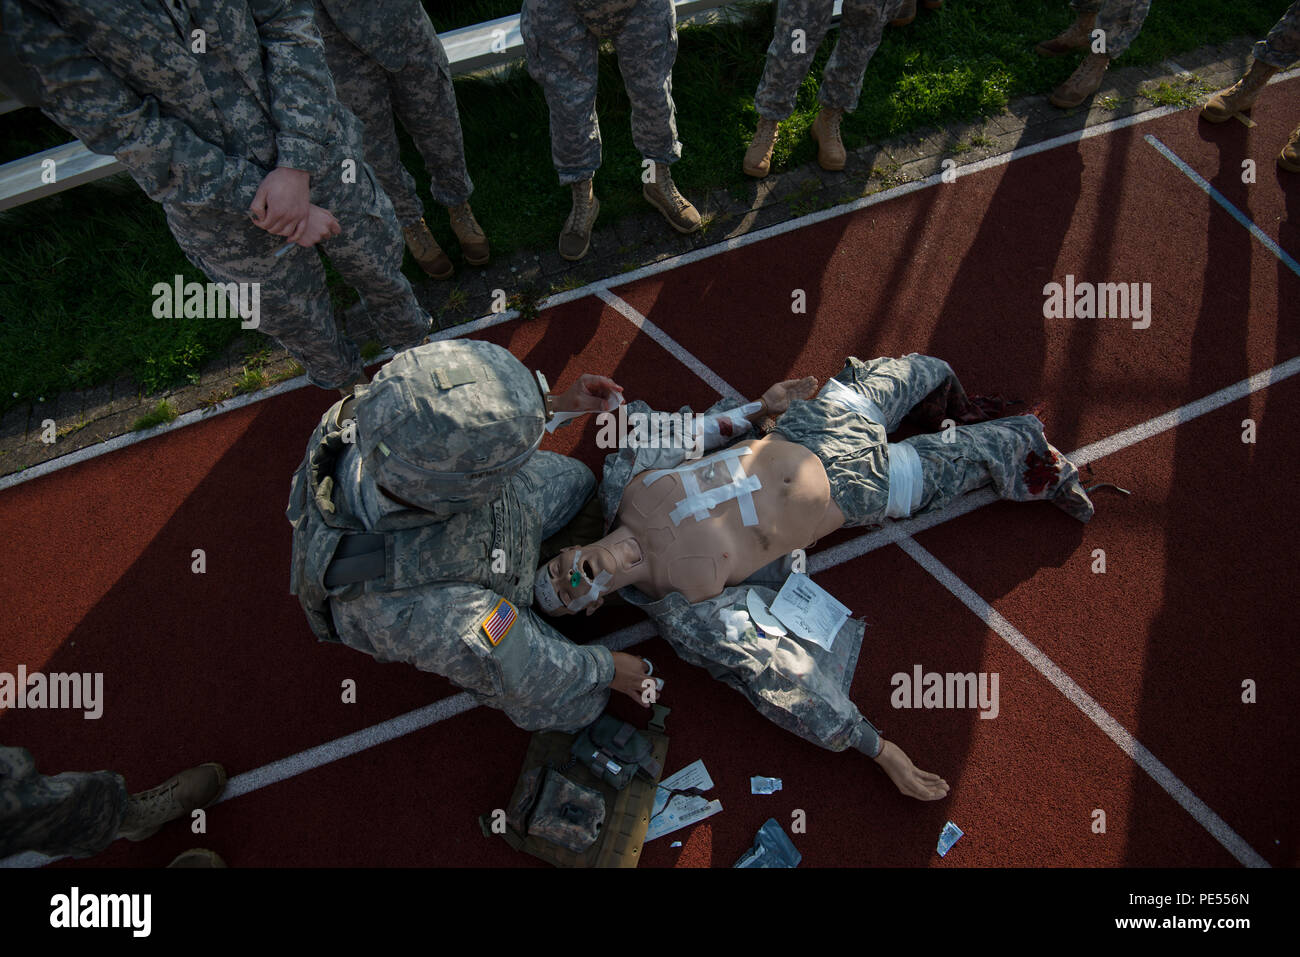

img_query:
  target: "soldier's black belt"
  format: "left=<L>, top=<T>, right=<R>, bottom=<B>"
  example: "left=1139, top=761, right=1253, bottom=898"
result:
left=323, top=533, right=386, bottom=587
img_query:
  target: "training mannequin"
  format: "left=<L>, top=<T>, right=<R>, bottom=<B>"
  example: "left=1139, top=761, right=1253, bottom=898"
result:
left=530, top=354, right=1095, bottom=802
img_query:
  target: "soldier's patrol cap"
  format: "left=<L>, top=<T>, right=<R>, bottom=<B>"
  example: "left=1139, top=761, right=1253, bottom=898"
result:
left=353, top=340, right=547, bottom=514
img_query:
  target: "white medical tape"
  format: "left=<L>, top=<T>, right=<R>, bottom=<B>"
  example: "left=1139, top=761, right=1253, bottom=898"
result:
left=885, top=441, right=924, bottom=519
left=545, top=392, right=625, bottom=434
left=821, top=377, right=887, bottom=426
left=533, top=564, right=565, bottom=614
left=566, top=549, right=613, bottom=611
left=641, top=446, right=762, bottom=527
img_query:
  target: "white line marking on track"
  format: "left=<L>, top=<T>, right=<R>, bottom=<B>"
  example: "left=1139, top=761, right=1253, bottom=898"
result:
left=896, top=535, right=1271, bottom=869
left=596, top=288, right=742, bottom=399
left=1145, top=134, right=1300, bottom=277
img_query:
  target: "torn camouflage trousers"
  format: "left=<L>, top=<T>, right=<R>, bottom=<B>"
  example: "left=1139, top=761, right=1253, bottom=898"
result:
left=521, top=0, right=681, bottom=184
left=165, top=159, right=431, bottom=390
left=773, top=354, right=1095, bottom=525
left=1071, top=0, right=1151, bottom=58
left=315, top=1, right=474, bottom=221
left=1253, top=1, right=1300, bottom=70
left=754, top=0, right=898, bottom=119
left=0, top=746, right=126, bottom=858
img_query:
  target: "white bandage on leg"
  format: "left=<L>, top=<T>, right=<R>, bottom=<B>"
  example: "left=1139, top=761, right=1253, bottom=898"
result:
left=885, top=441, right=924, bottom=519
left=643, top=446, right=763, bottom=527
left=821, top=377, right=887, bottom=426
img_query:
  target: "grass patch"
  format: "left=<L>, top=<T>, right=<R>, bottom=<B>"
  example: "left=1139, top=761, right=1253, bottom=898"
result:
left=131, top=400, right=178, bottom=431
left=1141, top=77, right=1216, bottom=108
left=0, top=0, right=1286, bottom=412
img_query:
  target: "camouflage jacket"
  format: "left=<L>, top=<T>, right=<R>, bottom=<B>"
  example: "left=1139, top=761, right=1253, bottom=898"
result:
left=286, top=398, right=614, bottom=733
left=314, top=0, right=442, bottom=72
left=599, top=400, right=881, bottom=755
left=2, top=0, right=362, bottom=215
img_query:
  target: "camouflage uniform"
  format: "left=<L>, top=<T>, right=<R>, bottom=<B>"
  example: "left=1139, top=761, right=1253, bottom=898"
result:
left=4, top=0, right=430, bottom=390
left=1071, top=0, right=1151, bottom=58
left=313, top=0, right=474, bottom=223
left=0, top=746, right=127, bottom=858
left=521, top=0, right=681, bottom=184
left=1254, top=1, right=1300, bottom=70
left=593, top=354, right=1093, bottom=755
left=286, top=342, right=616, bottom=732
left=754, top=0, right=898, bottom=120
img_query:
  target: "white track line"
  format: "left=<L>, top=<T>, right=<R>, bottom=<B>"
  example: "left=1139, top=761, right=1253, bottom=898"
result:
left=896, top=536, right=1271, bottom=869
left=1145, top=134, right=1300, bottom=278
left=22, top=85, right=1300, bottom=491
left=596, top=288, right=742, bottom=399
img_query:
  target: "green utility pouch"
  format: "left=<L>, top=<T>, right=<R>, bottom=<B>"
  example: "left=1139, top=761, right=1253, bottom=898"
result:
left=506, top=768, right=605, bottom=853
left=482, top=706, right=669, bottom=868
left=571, top=713, right=662, bottom=790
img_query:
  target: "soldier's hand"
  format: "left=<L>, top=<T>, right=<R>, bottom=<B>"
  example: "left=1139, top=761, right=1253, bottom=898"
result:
left=287, top=205, right=341, bottom=248
left=872, top=739, right=950, bottom=801
left=760, top=376, right=818, bottom=418
left=556, top=374, right=624, bottom=413
left=251, top=167, right=311, bottom=237
left=609, top=652, right=656, bottom=707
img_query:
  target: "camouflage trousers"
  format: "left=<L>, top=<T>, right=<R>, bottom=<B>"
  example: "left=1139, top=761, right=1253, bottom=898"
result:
left=1071, top=0, right=1151, bottom=58
left=165, top=158, right=431, bottom=390
left=522, top=0, right=681, bottom=184
left=315, top=1, right=474, bottom=222
left=1254, top=1, right=1300, bottom=69
left=774, top=354, right=1094, bottom=526
left=754, top=0, right=899, bottom=119
left=0, top=746, right=126, bottom=858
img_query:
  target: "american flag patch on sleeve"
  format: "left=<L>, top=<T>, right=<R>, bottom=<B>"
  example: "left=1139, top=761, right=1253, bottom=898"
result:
left=480, top=599, right=517, bottom=646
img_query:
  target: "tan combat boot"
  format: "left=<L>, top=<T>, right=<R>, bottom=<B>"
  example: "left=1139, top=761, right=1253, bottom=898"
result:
left=402, top=218, right=453, bottom=280
left=744, top=117, right=780, bottom=178
left=448, top=202, right=490, bottom=265
left=643, top=163, right=701, bottom=234
left=1280, top=125, right=1300, bottom=173
left=810, top=107, right=847, bottom=171
left=1049, top=51, right=1111, bottom=108
left=1201, top=59, right=1280, bottom=123
left=117, top=763, right=226, bottom=842
left=891, top=0, right=916, bottom=27
left=1035, top=12, right=1097, bottom=57
left=559, top=179, right=600, bottom=261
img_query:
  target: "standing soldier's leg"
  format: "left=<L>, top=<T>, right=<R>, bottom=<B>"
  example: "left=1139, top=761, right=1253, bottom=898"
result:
left=1049, top=0, right=1150, bottom=108
left=311, top=162, right=434, bottom=357
left=167, top=209, right=368, bottom=391
left=521, top=0, right=603, bottom=259
left=0, top=746, right=127, bottom=859
left=1203, top=0, right=1300, bottom=171
left=811, top=0, right=893, bottom=171
left=316, top=2, right=455, bottom=279
left=386, top=9, right=490, bottom=265
left=616, top=0, right=699, bottom=233
left=747, top=0, right=838, bottom=176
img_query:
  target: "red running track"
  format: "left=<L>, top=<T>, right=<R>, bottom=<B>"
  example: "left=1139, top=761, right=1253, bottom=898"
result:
left=1, top=86, right=1296, bottom=868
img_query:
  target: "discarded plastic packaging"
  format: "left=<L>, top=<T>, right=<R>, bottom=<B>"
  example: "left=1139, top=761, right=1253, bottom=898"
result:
left=750, top=776, right=782, bottom=795
left=734, top=818, right=801, bottom=868
left=937, top=821, right=963, bottom=857
left=670, top=841, right=682, bottom=848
